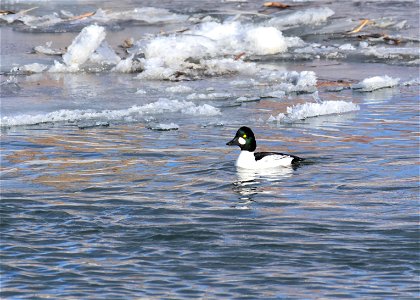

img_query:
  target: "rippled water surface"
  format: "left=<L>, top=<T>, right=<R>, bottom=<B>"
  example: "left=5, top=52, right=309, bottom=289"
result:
left=2, top=88, right=419, bottom=299
left=1, top=0, right=419, bottom=299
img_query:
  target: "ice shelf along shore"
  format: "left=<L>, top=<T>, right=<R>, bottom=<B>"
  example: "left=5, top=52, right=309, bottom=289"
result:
left=1, top=1, right=419, bottom=129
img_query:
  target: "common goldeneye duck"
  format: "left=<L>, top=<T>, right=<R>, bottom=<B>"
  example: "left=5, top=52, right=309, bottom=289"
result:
left=226, top=126, right=303, bottom=169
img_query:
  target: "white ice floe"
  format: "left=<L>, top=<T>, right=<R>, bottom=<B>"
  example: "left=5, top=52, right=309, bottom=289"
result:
left=14, top=63, right=49, bottom=73
left=46, top=23, right=139, bottom=73
left=147, top=123, right=179, bottom=131
left=362, top=46, right=419, bottom=61
left=0, top=99, right=221, bottom=127
left=165, top=85, right=193, bottom=93
left=34, top=41, right=64, bottom=55
left=235, top=96, right=261, bottom=103
left=0, top=7, right=187, bottom=27
left=111, top=54, right=139, bottom=73
left=265, top=90, right=286, bottom=99
left=91, top=7, right=188, bottom=24
left=63, top=24, right=106, bottom=67
left=373, top=17, right=407, bottom=30
left=186, top=92, right=232, bottom=100
left=402, top=78, right=420, bottom=86
left=48, top=24, right=106, bottom=72
left=88, top=41, right=121, bottom=65
left=190, top=21, right=289, bottom=56
left=267, top=7, right=335, bottom=29
left=243, top=27, right=288, bottom=55
left=293, top=43, right=347, bottom=59
left=338, top=43, right=356, bottom=51
left=268, top=100, right=360, bottom=122
left=262, top=70, right=317, bottom=94
left=135, top=89, right=147, bottom=94
left=136, top=21, right=298, bottom=79
left=351, top=75, right=400, bottom=92
left=0, top=11, right=62, bottom=27
left=16, top=20, right=302, bottom=79
left=291, top=40, right=419, bottom=62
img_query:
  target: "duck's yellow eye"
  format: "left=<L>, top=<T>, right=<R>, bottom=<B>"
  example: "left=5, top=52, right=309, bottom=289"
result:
left=243, top=134, right=247, bottom=138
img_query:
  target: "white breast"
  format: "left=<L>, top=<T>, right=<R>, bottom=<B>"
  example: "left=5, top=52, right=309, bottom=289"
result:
left=235, top=151, right=257, bottom=168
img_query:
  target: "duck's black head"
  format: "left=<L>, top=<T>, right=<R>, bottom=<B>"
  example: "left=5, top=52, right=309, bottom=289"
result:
left=226, top=126, right=257, bottom=152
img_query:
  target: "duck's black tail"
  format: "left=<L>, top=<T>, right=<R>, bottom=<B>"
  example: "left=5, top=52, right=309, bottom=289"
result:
left=291, top=155, right=304, bottom=165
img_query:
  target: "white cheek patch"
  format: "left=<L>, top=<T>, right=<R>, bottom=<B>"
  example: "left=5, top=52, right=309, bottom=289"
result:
left=238, top=137, right=246, bottom=145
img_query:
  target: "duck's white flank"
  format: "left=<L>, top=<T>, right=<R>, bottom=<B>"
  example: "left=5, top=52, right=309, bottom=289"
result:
left=235, top=151, right=294, bottom=169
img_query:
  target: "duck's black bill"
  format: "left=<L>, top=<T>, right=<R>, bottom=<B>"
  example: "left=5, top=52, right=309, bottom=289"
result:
left=226, top=137, right=239, bottom=146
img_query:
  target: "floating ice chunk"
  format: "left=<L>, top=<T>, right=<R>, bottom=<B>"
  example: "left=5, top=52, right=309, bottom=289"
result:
left=138, top=35, right=217, bottom=79
left=287, top=101, right=360, bottom=120
left=236, top=96, right=248, bottom=102
left=406, top=59, right=420, bottom=66
left=62, top=24, right=106, bottom=67
left=34, top=42, right=63, bottom=55
left=235, top=96, right=260, bottom=103
left=89, top=41, right=121, bottom=65
left=144, top=35, right=216, bottom=66
left=293, top=43, right=349, bottom=59
left=186, top=93, right=208, bottom=100
left=267, top=7, right=335, bottom=29
left=1, top=7, right=186, bottom=30
left=147, top=123, right=179, bottom=131
left=269, top=100, right=360, bottom=122
left=267, top=113, right=286, bottom=122
left=310, top=18, right=358, bottom=35
left=16, top=63, right=49, bottom=73
left=166, top=85, right=193, bottom=93
left=0, top=12, right=24, bottom=24
left=186, top=92, right=232, bottom=100
left=230, top=79, right=252, bottom=86
left=359, top=41, right=369, bottom=49
left=373, top=18, right=407, bottom=30
left=363, top=46, right=419, bottom=60
left=1, top=99, right=220, bottom=127
left=339, top=43, right=356, bottom=51
left=134, top=99, right=221, bottom=116
left=0, top=11, right=62, bottom=27
left=265, top=90, right=286, bottom=99
left=49, top=24, right=124, bottom=73
left=78, top=122, right=110, bottom=129
left=135, top=89, right=147, bottom=94
left=244, top=27, right=288, bottom=55
left=49, top=60, right=79, bottom=73
left=192, top=21, right=289, bottom=55
left=284, top=36, right=306, bottom=48
left=138, top=56, right=257, bottom=80
left=201, top=58, right=258, bottom=76
left=181, top=103, right=221, bottom=116
left=351, top=75, right=400, bottom=92
left=136, top=20, right=301, bottom=79
left=112, top=55, right=136, bottom=73
left=402, top=78, right=420, bottom=86
left=0, top=76, right=21, bottom=94
left=92, top=7, right=188, bottom=24
left=294, top=71, right=317, bottom=88
left=265, top=71, right=317, bottom=94
left=191, top=21, right=241, bottom=49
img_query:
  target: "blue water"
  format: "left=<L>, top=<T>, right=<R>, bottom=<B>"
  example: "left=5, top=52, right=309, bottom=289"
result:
left=2, top=87, right=419, bottom=298
left=1, top=0, right=419, bottom=298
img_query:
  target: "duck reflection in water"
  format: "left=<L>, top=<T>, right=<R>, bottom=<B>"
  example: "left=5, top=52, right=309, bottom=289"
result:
left=232, top=166, right=295, bottom=208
